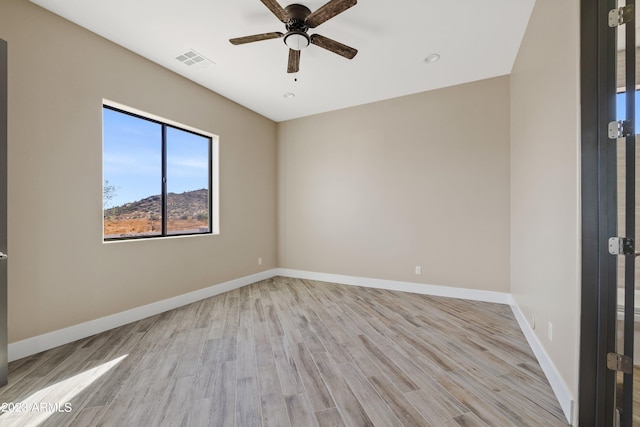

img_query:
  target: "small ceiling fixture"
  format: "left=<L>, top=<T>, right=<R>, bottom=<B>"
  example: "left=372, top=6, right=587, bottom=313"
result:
left=283, top=92, right=296, bottom=99
left=424, top=53, right=441, bottom=63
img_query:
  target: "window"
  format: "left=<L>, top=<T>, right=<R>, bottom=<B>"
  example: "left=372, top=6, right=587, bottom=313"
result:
left=102, top=103, right=218, bottom=240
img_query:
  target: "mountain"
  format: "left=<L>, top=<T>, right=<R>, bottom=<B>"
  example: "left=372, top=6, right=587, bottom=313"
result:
left=105, top=188, right=209, bottom=221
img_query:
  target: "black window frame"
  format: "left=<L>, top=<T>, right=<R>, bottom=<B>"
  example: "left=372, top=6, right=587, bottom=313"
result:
left=102, top=104, right=215, bottom=241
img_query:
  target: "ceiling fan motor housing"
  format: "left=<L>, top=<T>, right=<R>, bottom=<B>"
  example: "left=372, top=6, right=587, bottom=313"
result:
left=284, top=4, right=311, bottom=50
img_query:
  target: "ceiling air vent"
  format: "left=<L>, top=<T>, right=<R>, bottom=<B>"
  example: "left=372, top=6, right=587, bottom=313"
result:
left=175, top=49, right=215, bottom=68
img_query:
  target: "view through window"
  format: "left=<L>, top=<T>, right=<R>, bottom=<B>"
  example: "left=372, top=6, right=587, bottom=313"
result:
left=616, top=90, right=640, bottom=123
left=103, top=104, right=216, bottom=240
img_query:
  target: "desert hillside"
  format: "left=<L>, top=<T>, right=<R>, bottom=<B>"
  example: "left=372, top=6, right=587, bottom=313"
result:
left=104, top=189, right=209, bottom=237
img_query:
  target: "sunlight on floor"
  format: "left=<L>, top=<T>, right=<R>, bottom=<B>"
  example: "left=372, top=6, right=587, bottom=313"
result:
left=0, top=354, right=127, bottom=426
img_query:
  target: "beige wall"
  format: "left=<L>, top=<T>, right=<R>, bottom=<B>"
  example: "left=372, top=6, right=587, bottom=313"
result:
left=278, top=77, right=511, bottom=292
left=510, top=0, right=580, bottom=422
left=1, top=8, right=582, bottom=421
left=0, top=0, right=277, bottom=342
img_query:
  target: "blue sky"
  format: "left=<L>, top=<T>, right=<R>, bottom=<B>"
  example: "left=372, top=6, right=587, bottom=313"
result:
left=103, top=108, right=209, bottom=208
left=616, top=91, right=640, bottom=124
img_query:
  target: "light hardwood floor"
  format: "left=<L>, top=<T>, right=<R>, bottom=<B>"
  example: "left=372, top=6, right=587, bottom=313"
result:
left=0, top=277, right=568, bottom=426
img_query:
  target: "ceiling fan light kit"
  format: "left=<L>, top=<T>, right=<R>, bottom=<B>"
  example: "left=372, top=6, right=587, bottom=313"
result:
left=284, top=32, right=309, bottom=50
left=229, top=0, right=358, bottom=73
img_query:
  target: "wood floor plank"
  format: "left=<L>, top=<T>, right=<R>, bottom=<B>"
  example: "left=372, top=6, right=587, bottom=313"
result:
left=312, top=351, right=375, bottom=427
left=192, top=338, right=231, bottom=400
left=149, top=375, right=194, bottom=426
left=497, top=365, right=565, bottom=420
left=173, top=327, right=207, bottom=378
left=405, top=389, right=467, bottom=427
left=315, top=407, right=347, bottom=427
left=271, top=335, right=305, bottom=396
left=192, top=364, right=216, bottom=401
left=204, top=296, right=226, bottom=340
left=453, top=412, right=490, bottom=427
left=221, top=303, right=240, bottom=342
left=308, top=319, right=353, bottom=365
left=236, top=376, right=262, bottom=427
left=496, top=388, right=568, bottom=427
left=251, top=296, right=275, bottom=368
left=183, top=398, right=213, bottom=427
left=290, top=341, right=335, bottom=411
left=292, top=314, right=327, bottom=354
left=265, top=303, right=285, bottom=338
left=238, top=297, right=254, bottom=343
left=251, top=299, right=271, bottom=342
left=252, top=297, right=266, bottom=324
left=368, top=374, right=432, bottom=427
left=356, top=334, right=419, bottom=393
left=456, top=363, right=511, bottom=394
left=255, top=338, right=274, bottom=368
left=257, top=363, right=291, bottom=427
left=285, top=392, right=317, bottom=427
left=191, top=298, right=217, bottom=330
left=64, top=405, right=108, bottom=427
left=271, top=291, right=307, bottom=345
left=0, top=346, right=92, bottom=404
left=364, top=330, right=451, bottom=389
left=435, top=372, right=521, bottom=426
left=117, top=354, right=179, bottom=405
left=237, top=339, right=258, bottom=380
left=340, top=339, right=383, bottom=378
left=0, top=277, right=568, bottom=427
left=339, top=363, right=404, bottom=427
left=208, top=360, right=237, bottom=427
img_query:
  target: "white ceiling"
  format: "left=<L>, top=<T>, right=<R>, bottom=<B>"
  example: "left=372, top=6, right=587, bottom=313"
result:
left=29, top=0, right=536, bottom=122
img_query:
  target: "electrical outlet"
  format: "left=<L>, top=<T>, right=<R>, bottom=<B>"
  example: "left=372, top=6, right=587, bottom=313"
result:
left=531, top=314, right=536, bottom=330
left=548, top=321, right=553, bottom=342
left=258, top=257, right=262, bottom=266
left=415, top=266, right=422, bottom=275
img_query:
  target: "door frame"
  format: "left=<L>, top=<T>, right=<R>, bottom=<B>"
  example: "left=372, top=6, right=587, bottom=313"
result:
left=579, top=0, right=619, bottom=424
left=578, top=0, right=639, bottom=424
left=0, top=37, right=7, bottom=386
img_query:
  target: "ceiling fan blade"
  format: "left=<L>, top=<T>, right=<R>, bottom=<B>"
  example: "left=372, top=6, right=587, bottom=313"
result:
left=305, top=0, right=357, bottom=28
left=259, top=0, right=288, bottom=22
left=310, top=34, right=357, bottom=59
left=287, top=49, right=300, bottom=73
left=229, top=32, right=283, bottom=45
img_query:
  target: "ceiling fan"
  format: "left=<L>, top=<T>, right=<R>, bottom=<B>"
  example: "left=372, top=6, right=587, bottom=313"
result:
left=230, top=0, right=358, bottom=73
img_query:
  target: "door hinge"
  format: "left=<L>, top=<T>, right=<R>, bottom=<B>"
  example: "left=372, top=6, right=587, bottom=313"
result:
left=609, top=4, right=634, bottom=27
left=608, top=237, right=635, bottom=255
left=608, top=352, right=633, bottom=374
left=608, top=120, right=633, bottom=139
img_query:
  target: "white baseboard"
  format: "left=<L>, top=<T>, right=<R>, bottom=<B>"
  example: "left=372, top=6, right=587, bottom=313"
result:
left=510, top=303, right=574, bottom=425
left=7, top=267, right=574, bottom=425
left=8, top=269, right=510, bottom=362
left=275, top=268, right=513, bottom=304
left=8, top=269, right=279, bottom=362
